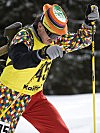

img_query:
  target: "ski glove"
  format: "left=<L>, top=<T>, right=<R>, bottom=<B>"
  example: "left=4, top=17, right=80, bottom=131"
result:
left=38, top=45, right=63, bottom=60
left=85, top=5, right=99, bottom=26
left=46, top=45, right=63, bottom=60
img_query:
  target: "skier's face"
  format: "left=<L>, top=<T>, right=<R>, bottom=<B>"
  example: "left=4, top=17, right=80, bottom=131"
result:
left=37, top=22, right=59, bottom=45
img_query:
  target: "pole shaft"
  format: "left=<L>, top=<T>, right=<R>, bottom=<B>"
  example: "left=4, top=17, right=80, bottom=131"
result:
left=92, top=25, right=96, bottom=133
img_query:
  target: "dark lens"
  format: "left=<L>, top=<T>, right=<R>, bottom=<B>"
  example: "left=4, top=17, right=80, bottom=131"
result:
left=49, top=33, right=59, bottom=39
left=44, top=27, right=59, bottom=39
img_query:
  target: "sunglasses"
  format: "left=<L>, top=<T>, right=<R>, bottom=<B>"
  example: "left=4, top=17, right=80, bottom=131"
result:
left=44, top=27, right=60, bottom=39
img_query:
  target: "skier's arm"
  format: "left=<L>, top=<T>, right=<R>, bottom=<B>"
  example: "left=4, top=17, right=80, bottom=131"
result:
left=8, top=43, right=41, bottom=69
left=8, top=29, right=41, bottom=69
left=54, top=5, right=99, bottom=53
left=54, top=24, right=93, bottom=53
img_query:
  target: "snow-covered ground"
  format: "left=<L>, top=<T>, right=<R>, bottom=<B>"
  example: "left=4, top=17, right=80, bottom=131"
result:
left=15, top=93, right=100, bottom=133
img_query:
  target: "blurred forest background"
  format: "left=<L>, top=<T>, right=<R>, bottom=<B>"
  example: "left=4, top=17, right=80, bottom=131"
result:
left=0, top=0, right=100, bottom=95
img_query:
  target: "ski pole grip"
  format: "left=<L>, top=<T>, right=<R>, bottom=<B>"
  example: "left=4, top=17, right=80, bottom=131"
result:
left=91, top=5, right=96, bottom=26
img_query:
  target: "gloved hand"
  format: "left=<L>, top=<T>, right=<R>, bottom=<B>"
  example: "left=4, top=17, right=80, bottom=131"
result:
left=38, top=45, right=63, bottom=60
left=85, top=4, right=99, bottom=26
left=46, top=45, right=63, bottom=60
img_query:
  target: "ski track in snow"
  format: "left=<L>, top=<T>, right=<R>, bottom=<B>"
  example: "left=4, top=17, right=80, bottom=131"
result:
left=15, top=93, right=100, bottom=133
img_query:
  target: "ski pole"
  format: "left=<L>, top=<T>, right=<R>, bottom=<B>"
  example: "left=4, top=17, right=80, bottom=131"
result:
left=91, top=22, right=96, bottom=133
left=0, top=44, right=8, bottom=56
left=91, top=5, right=96, bottom=132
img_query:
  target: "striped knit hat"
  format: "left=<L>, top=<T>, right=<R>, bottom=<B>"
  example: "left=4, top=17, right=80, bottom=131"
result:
left=42, top=4, right=68, bottom=35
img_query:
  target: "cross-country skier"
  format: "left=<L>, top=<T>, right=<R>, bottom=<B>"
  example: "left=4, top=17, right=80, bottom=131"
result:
left=0, top=3, right=99, bottom=133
